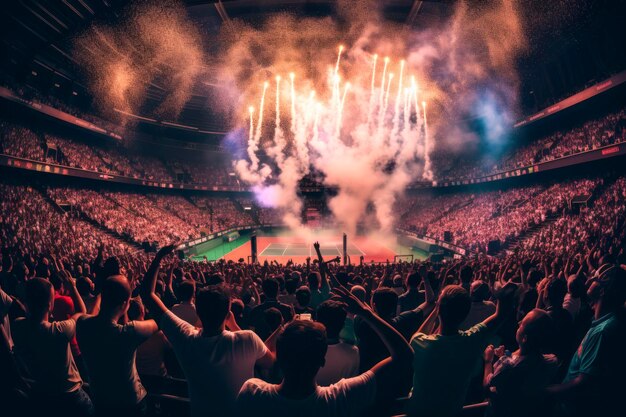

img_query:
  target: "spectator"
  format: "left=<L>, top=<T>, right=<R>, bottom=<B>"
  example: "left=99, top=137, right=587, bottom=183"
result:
left=356, top=288, right=398, bottom=372
left=315, top=300, right=360, bottom=385
left=398, top=271, right=424, bottom=313
left=171, top=280, right=201, bottom=327
left=483, top=309, right=558, bottom=417
left=460, top=280, right=496, bottom=330
left=77, top=275, right=158, bottom=416
left=248, top=278, right=294, bottom=340
left=294, top=286, right=315, bottom=317
left=140, top=246, right=275, bottom=417
left=548, top=265, right=626, bottom=417
left=127, top=298, right=171, bottom=378
left=12, top=275, right=93, bottom=416
left=407, top=283, right=517, bottom=417
left=235, top=284, right=414, bottom=416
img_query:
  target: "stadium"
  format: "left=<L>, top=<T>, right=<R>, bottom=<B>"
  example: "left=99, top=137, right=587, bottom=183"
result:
left=1, top=1, right=625, bottom=417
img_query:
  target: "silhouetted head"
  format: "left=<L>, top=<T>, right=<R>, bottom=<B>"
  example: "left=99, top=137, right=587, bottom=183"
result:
left=295, top=286, right=311, bottom=307
left=196, top=285, right=231, bottom=330
left=350, top=285, right=366, bottom=302
left=470, top=280, right=491, bottom=302
left=546, top=278, right=567, bottom=307
left=516, top=309, right=555, bottom=354
left=276, top=320, right=327, bottom=382
left=316, top=300, right=347, bottom=340
left=101, top=275, right=132, bottom=315
left=25, top=277, right=54, bottom=318
left=307, top=272, right=321, bottom=290
left=372, top=288, right=398, bottom=319
left=264, top=307, right=283, bottom=333
left=176, top=280, right=196, bottom=303
left=262, top=278, right=279, bottom=300
left=407, top=272, right=420, bottom=289
left=438, top=285, right=471, bottom=330
left=127, top=298, right=146, bottom=321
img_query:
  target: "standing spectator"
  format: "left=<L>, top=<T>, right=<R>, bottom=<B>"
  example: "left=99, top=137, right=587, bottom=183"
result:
left=308, top=270, right=330, bottom=309
left=171, top=280, right=201, bottom=327
left=140, top=245, right=275, bottom=417
left=398, top=272, right=425, bottom=313
left=248, top=278, right=294, bottom=340
left=460, top=280, right=496, bottom=330
left=77, top=275, right=158, bottom=416
left=408, top=283, right=517, bottom=417
left=127, top=298, right=171, bottom=378
left=315, top=300, right=360, bottom=385
left=12, top=275, right=93, bottom=416
left=235, top=285, right=414, bottom=417
left=548, top=265, right=626, bottom=417
left=356, top=288, right=398, bottom=372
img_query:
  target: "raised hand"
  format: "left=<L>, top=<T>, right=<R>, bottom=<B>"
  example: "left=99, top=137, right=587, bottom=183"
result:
left=156, top=243, right=177, bottom=260
left=313, top=241, right=323, bottom=261
left=60, top=269, right=76, bottom=288
left=333, top=285, right=371, bottom=317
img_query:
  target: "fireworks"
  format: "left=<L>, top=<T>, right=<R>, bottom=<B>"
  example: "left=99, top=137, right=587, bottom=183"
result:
left=247, top=47, right=427, bottom=155
left=238, top=46, right=430, bottom=233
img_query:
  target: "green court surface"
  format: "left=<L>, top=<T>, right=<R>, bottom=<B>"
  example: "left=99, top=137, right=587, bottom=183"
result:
left=191, top=229, right=429, bottom=262
left=191, top=234, right=251, bottom=261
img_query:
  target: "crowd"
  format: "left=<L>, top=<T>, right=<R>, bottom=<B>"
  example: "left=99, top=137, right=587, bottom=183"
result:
left=0, top=171, right=625, bottom=417
left=46, top=187, right=259, bottom=245
left=2, top=83, right=626, bottom=416
left=438, top=108, right=625, bottom=182
left=1, top=120, right=240, bottom=187
left=401, top=179, right=601, bottom=252
left=235, top=198, right=284, bottom=226
left=191, top=197, right=255, bottom=231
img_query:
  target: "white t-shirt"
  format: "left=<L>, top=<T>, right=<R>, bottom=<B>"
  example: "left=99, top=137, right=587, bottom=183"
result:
left=236, top=371, right=376, bottom=417
left=12, top=317, right=82, bottom=394
left=316, top=342, right=360, bottom=386
left=160, top=310, right=268, bottom=417
left=171, top=302, right=202, bottom=327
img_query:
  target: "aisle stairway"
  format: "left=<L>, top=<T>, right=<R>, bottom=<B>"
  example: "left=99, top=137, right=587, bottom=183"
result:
left=501, top=212, right=560, bottom=252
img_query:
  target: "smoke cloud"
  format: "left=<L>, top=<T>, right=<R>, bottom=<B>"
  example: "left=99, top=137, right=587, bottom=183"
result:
left=73, top=0, right=203, bottom=121
left=215, top=0, right=527, bottom=236
left=217, top=0, right=526, bottom=233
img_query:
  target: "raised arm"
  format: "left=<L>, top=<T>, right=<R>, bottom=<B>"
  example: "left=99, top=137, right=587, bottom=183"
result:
left=140, top=244, right=177, bottom=321
left=334, top=286, right=413, bottom=397
left=481, top=282, right=517, bottom=332
left=60, top=270, right=87, bottom=320
left=419, top=264, right=435, bottom=306
left=313, top=242, right=330, bottom=290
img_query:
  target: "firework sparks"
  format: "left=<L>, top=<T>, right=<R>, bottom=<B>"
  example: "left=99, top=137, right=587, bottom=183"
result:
left=237, top=47, right=430, bottom=233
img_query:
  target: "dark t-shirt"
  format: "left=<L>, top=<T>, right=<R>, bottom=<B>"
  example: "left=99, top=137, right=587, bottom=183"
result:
left=76, top=316, right=149, bottom=407
left=392, top=307, right=427, bottom=341
left=398, top=289, right=425, bottom=313
left=248, top=300, right=294, bottom=340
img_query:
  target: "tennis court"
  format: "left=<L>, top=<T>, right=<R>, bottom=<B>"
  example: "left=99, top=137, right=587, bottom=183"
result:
left=222, top=235, right=398, bottom=263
